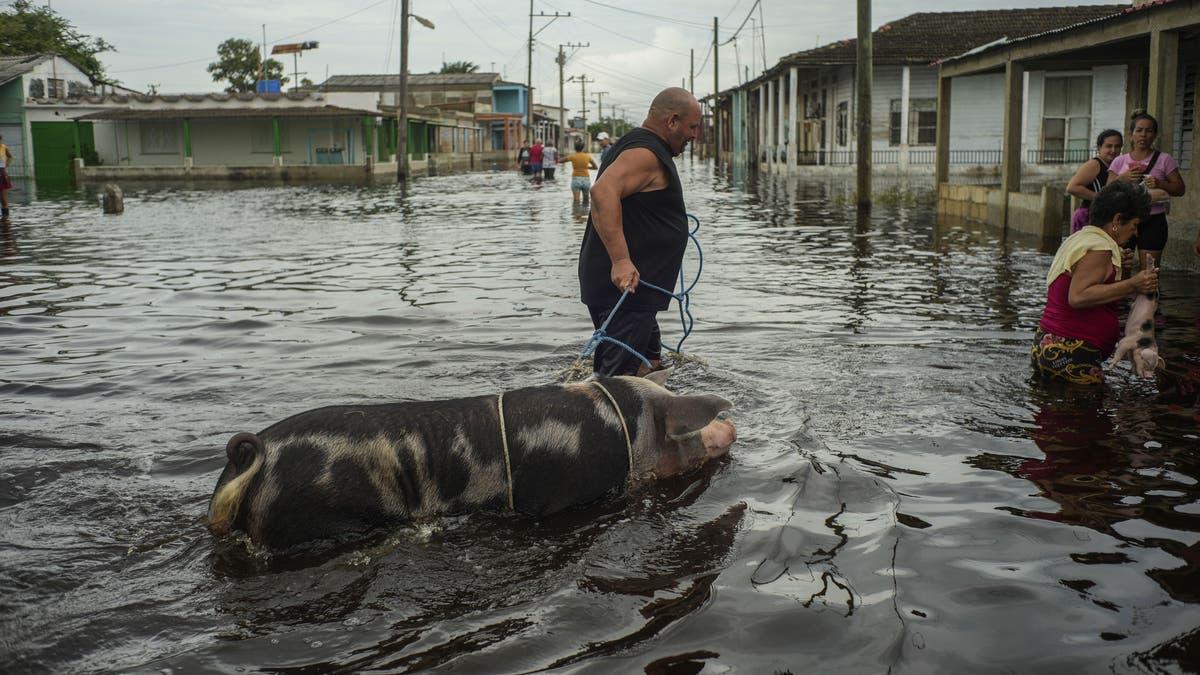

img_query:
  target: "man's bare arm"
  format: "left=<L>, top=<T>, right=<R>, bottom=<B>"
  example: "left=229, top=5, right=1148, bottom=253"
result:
left=589, top=148, right=665, bottom=292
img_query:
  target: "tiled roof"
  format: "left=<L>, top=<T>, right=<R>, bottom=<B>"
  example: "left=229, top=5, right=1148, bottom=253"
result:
left=318, top=72, right=503, bottom=90
left=771, top=5, right=1127, bottom=71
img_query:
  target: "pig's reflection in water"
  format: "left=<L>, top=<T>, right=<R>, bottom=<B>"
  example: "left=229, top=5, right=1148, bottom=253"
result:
left=208, top=458, right=747, bottom=671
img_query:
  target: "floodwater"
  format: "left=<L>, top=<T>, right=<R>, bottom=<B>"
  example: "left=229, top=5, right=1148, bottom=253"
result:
left=2, top=163, right=1199, bottom=674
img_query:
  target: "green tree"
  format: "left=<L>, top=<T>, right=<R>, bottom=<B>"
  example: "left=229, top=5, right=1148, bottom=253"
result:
left=588, top=118, right=632, bottom=138
left=440, top=61, right=479, bottom=74
left=206, top=38, right=287, bottom=93
left=0, top=0, right=115, bottom=81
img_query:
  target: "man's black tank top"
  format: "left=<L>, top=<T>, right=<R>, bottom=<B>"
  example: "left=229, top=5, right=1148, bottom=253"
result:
left=577, top=127, right=687, bottom=311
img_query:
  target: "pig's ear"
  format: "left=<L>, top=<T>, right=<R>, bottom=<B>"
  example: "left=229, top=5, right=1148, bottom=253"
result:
left=662, top=394, right=732, bottom=438
left=643, top=368, right=671, bottom=387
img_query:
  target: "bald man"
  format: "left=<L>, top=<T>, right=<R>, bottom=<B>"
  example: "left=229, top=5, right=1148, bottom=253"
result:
left=577, top=87, right=701, bottom=376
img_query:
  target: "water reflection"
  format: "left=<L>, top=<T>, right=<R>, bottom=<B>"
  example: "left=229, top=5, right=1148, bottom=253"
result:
left=2, top=166, right=1199, bottom=673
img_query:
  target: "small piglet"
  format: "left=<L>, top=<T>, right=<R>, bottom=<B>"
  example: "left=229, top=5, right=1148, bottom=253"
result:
left=1109, top=291, right=1164, bottom=378
left=207, top=370, right=736, bottom=550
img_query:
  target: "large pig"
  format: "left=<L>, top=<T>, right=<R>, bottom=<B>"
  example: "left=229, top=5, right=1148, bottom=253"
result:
left=207, top=370, right=736, bottom=550
left=1108, top=291, right=1164, bottom=378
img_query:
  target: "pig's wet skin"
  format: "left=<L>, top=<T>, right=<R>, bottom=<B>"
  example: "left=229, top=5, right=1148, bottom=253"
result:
left=207, top=370, right=736, bottom=551
left=1109, top=291, right=1165, bottom=378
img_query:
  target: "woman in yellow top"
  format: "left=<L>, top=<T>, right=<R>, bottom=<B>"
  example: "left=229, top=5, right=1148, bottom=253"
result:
left=559, top=138, right=598, bottom=205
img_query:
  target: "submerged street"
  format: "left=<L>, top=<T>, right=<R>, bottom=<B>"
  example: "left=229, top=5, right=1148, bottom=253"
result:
left=2, top=164, right=1199, bottom=672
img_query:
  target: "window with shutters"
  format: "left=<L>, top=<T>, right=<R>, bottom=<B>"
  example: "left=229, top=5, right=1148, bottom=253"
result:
left=1175, top=64, right=1195, bottom=169
left=909, top=98, right=937, bottom=145
left=1041, top=75, right=1092, bottom=162
left=836, top=101, right=848, bottom=147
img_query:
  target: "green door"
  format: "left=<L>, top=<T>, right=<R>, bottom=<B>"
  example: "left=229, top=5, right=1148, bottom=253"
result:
left=31, top=121, right=95, bottom=185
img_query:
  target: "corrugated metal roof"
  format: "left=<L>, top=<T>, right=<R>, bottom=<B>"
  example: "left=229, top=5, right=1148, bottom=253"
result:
left=73, top=105, right=379, bottom=121
left=0, top=54, right=51, bottom=86
left=319, top=72, right=504, bottom=90
left=939, top=0, right=1174, bottom=65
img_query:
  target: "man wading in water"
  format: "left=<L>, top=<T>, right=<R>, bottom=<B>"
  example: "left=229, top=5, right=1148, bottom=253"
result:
left=577, top=87, right=701, bottom=376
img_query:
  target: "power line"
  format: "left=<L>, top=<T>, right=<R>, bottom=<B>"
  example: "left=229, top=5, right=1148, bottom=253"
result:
left=540, top=0, right=690, bottom=57
left=720, top=0, right=761, bottom=46
left=446, top=0, right=511, bottom=57
left=576, top=0, right=713, bottom=31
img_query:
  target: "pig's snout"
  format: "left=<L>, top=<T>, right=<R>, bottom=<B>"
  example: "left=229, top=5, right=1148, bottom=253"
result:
left=701, top=418, right=737, bottom=458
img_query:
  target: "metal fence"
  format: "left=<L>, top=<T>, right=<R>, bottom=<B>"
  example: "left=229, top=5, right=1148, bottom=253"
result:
left=1026, top=148, right=1092, bottom=164
left=793, top=148, right=1001, bottom=166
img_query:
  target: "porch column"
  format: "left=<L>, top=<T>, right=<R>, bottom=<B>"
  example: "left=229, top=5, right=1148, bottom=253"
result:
left=72, top=120, right=81, bottom=158
left=758, top=85, right=765, bottom=168
left=362, top=116, right=374, bottom=165
left=787, top=66, right=798, bottom=172
left=768, top=79, right=777, bottom=170
left=182, top=118, right=193, bottom=168
left=271, top=117, right=281, bottom=166
left=777, top=74, right=786, bottom=168
left=935, top=74, right=951, bottom=186
left=899, top=65, right=911, bottom=169
left=1000, top=59, right=1025, bottom=227
left=1147, top=29, right=1179, bottom=150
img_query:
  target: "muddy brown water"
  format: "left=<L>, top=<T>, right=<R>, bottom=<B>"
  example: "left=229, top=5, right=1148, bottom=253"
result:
left=2, top=164, right=1199, bottom=673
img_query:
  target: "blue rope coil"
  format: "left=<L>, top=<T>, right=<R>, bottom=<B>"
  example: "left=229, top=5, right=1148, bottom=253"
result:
left=580, top=214, right=703, bottom=370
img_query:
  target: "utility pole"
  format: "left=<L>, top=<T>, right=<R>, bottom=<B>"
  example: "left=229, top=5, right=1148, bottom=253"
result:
left=527, top=3, right=571, bottom=143
left=397, top=1, right=410, bottom=181
left=568, top=74, right=595, bottom=138
left=397, top=5, right=435, bottom=182
left=856, top=0, right=872, bottom=209
left=557, top=42, right=587, bottom=150
left=713, top=17, right=721, bottom=163
left=593, top=90, right=608, bottom=134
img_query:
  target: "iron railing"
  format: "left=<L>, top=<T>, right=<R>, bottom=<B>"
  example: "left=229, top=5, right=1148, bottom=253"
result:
left=792, top=148, right=1001, bottom=166
left=1026, top=148, right=1092, bottom=164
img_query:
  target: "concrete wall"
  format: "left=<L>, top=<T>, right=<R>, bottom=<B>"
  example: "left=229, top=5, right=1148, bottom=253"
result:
left=937, top=182, right=1067, bottom=241
left=76, top=149, right=515, bottom=184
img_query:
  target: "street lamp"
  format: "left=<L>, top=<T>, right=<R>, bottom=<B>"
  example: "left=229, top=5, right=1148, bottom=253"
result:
left=397, top=2, right=435, bottom=182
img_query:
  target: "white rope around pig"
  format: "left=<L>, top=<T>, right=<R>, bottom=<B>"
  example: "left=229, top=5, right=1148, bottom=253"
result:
left=495, top=382, right=635, bottom=512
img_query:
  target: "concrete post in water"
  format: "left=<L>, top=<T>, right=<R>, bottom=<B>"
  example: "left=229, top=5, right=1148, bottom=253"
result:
left=1000, top=59, right=1025, bottom=230
left=103, top=184, right=124, bottom=214
left=855, top=0, right=872, bottom=210
left=935, top=75, right=951, bottom=186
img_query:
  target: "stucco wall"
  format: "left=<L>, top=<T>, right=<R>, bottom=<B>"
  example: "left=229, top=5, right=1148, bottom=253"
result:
left=90, top=117, right=367, bottom=167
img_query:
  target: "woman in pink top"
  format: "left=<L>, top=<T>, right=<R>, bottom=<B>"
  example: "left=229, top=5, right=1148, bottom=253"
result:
left=1106, top=112, right=1186, bottom=268
left=1032, top=181, right=1158, bottom=385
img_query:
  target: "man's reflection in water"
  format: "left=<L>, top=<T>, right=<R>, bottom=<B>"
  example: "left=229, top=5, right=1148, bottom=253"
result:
left=971, top=386, right=1200, bottom=604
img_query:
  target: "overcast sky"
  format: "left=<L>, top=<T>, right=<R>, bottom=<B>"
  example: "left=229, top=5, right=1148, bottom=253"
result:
left=31, top=0, right=1122, bottom=119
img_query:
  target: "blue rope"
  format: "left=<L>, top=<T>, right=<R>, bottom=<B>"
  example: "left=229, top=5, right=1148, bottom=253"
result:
left=580, top=214, right=703, bottom=370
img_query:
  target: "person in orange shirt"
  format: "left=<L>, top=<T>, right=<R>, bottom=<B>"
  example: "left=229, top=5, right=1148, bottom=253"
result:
left=560, top=138, right=598, bottom=205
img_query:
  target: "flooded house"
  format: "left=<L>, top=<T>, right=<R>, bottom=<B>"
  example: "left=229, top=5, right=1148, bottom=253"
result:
left=704, top=5, right=1126, bottom=176
left=935, top=0, right=1200, bottom=266
left=0, top=53, right=134, bottom=188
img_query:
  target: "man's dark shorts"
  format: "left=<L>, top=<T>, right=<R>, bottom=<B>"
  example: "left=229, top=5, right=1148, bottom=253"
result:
left=588, top=304, right=662, bottom=376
